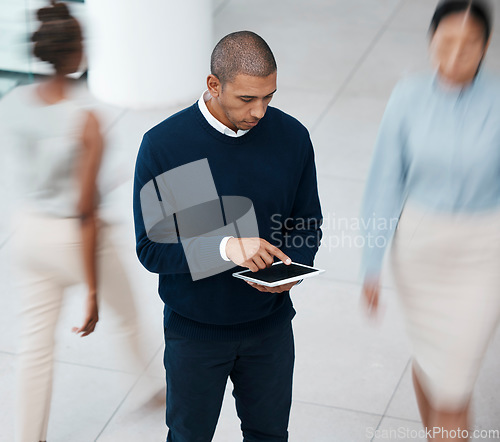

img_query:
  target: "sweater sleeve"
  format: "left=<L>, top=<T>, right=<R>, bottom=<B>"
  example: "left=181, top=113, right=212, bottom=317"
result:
left=133, top=134, right=234, bottom=278
left=360, top=81, right=409, bottom=279
left=280, top=132, right=323, bottom=266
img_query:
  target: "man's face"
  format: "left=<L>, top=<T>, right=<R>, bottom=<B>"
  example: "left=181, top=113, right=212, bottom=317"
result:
left=210, top=72, right=277, bottom=132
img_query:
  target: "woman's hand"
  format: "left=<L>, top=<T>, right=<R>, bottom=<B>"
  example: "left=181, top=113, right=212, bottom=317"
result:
left=362, top=276, right=381, bottom=318
left=72, top=291, right=99, bottom=337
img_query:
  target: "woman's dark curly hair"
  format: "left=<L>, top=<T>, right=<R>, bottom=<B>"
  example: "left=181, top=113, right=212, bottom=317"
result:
left=31, top=1, right=83, bottom=74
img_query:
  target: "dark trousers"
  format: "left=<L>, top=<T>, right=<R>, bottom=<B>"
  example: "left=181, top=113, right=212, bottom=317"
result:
left=163, top=322, right=295, bottom=442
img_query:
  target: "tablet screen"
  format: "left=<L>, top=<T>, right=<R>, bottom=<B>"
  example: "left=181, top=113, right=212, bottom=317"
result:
left=237, top=262, right=318, bottom=283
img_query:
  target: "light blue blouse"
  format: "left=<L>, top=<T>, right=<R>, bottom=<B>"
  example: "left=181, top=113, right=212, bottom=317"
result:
left=360, top=69, right=500, bottom=278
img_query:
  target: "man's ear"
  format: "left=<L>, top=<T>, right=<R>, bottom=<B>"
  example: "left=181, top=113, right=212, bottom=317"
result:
left=207, top=74, right=222, bottom=98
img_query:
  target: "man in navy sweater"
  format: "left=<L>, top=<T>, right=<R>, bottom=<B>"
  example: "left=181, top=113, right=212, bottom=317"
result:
left=133, top=31, right=322, bottom=441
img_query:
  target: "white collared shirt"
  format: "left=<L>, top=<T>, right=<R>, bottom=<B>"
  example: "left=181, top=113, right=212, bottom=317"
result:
left=197, top=90, right=247, bottom=260
left=197, top=90, right=249, bottom=138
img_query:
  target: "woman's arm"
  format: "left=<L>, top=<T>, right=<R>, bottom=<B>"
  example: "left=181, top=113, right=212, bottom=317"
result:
left=360, top=81, right=409, bottom=316
left=73, top=111, right=104, bottom=337
left=360, top=81, right=409, bottom=279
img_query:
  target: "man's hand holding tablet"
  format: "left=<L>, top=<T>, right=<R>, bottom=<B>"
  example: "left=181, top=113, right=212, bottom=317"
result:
left=226, top=238, right=324, bottom=293
left=245, top=279, right=297, bottom=294
left=226, top=237, right=296, bottom=293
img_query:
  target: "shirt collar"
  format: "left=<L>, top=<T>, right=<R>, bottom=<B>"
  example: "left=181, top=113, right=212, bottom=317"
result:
left=197, top=90, right=249, bottom=138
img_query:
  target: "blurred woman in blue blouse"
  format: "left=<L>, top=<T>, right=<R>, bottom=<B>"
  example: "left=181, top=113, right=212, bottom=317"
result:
left=361, top=0, right=498, bottom=439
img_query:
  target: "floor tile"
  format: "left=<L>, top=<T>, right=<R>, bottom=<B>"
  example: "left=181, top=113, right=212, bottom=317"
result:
left=289, top=402, right=382, bottom=442
left=291, top=277, right=411, bottom=415
left=1, top=357, right=137, bottom=442
left=96, top=374, right=168, bottom=442
left=371, top=416, right=426, bottom=442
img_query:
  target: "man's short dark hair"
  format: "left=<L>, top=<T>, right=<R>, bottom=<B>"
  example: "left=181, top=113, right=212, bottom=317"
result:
left=210, top=31, right=277, bottom=85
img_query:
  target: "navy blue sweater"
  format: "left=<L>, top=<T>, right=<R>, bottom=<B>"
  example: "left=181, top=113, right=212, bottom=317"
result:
left=133, top=102, right=322, bottom=340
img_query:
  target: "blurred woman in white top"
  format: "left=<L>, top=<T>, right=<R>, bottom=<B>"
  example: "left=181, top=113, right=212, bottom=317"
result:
left=0, top=2, right=144, bottom=441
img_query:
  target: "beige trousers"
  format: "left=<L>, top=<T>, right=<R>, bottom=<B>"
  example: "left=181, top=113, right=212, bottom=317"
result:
left=11, top=209, right=141, bottom=442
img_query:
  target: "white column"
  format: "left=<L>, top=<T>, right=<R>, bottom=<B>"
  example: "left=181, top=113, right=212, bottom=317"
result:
left=86, top=0, right=212, bottom=109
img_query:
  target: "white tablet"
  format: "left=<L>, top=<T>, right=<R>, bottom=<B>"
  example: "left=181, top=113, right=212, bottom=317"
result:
left=232, top=261, right=324, bottom=287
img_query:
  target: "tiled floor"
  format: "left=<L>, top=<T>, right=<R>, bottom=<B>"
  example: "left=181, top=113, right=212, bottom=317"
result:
left=1, top=0, right=500, bottom=441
